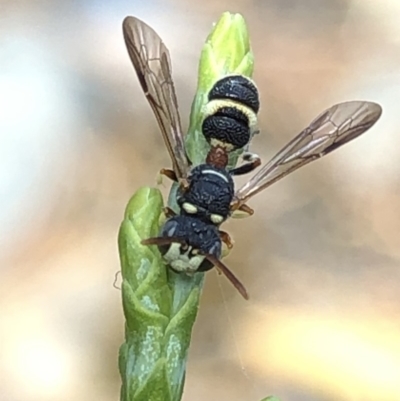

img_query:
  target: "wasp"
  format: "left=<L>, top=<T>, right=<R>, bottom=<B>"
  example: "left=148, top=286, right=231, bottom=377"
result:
left=122, top=16, right=382, bottom=299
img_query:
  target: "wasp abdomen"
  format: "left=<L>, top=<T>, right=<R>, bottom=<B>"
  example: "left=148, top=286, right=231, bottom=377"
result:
left=202, top=106, right=251, bottom=150
left=202, top=75, right=260, bottom=151
left=208, top=75, right=260, bottom=113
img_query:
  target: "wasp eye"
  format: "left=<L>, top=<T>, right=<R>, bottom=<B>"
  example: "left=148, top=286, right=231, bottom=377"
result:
left=182, top=202, right=198, bottom=214
left=210, top=214, right=224, bottom=224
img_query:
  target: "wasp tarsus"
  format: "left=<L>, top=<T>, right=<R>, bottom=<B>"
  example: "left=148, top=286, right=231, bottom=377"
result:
left=218, top=230, right=234, bottom=250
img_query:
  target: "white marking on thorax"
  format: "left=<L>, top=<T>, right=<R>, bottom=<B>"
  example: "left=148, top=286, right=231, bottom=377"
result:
left=201, top=169, right=229, bottom=183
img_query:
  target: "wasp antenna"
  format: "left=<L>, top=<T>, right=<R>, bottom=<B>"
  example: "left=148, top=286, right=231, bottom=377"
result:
left=141, top=236, right=186, bottom=246
left=205, top=254, right=249, bottom=300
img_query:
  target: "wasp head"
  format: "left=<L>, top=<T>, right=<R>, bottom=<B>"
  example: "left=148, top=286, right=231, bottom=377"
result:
left=158, top=215, right=221, bottom=273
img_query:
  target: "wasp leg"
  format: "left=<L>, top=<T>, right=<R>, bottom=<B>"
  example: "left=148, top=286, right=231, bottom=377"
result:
left=242, top=152, right=260, bottom=161
left=160, top=168, right=178, bottom=182
left=158, top=168, right=190, bottom=191
left=229, top=154, right=261, bottom=176
left=238, top=204, right=254, bottom=215
left=219, top=230, right=234, bottom=249
left=156, top=168, right=176, bottom=186
left=231, top=203, right=254, bottom=218
left=219, top=230, right=234, bottom=258
left=163, top=207, right=176, bottom=218
left=158, top=207, right=176, bottom=227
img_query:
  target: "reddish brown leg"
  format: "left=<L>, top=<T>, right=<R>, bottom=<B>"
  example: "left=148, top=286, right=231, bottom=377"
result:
left=230, top=199, right=254, bottom=218
left=237, top=204, right=254, bottom=216
left=163, top=207, right=177, bottom=218
left=219, top=230, right=234, bottom=249
left=160, top=168, right=178, bottom=182
left=160, top=168, right=189, bottom=191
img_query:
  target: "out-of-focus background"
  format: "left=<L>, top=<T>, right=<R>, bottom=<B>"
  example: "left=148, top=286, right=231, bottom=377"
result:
left=1, top=0, right=400, bottom=400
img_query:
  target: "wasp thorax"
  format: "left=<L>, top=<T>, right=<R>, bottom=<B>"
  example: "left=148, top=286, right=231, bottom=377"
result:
left=201, top=75, right=260, bottom=151
left=158, top=215, right=221, bottom=273
left=177, top=164, right=234, bottom=225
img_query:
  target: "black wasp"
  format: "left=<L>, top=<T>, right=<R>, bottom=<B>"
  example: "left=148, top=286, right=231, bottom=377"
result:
left=122, top=16, right=382, bottom=299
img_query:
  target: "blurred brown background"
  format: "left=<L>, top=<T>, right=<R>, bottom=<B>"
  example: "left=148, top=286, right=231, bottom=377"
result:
left=1, top=0, right=399, bottom=400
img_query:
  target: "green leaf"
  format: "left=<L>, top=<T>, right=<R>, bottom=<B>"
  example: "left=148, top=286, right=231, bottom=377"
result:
left=118, top=187, right=173, bottom=401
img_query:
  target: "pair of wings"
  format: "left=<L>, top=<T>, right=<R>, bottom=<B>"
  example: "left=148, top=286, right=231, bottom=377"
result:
left=122, top=16, right=382, bottom=207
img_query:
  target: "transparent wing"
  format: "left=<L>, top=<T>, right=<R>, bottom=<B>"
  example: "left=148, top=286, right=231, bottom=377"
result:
left=234, top=101, right=382, bottom=206
left=123, top=16, right=190, bottom=179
